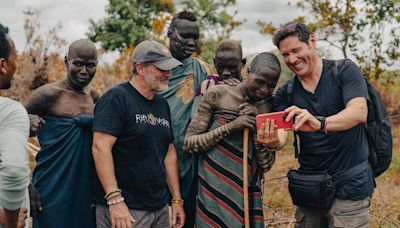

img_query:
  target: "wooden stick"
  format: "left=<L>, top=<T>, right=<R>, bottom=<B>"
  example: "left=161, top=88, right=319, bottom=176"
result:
left=243, top=128, right=250, bottom=228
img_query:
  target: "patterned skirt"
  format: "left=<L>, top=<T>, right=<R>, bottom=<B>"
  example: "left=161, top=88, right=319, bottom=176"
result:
left=196, top=111, right=264, bottom=228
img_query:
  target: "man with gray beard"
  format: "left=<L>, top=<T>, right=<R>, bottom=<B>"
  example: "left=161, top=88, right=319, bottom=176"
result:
left=92, top=40, right=185, bottom=228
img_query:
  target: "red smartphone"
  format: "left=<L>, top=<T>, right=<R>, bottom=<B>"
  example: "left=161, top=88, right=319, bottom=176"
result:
left=256, top=111, right=294, bottom=130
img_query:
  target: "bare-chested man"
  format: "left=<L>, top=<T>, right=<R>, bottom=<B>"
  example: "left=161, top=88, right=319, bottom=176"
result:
left=26, top=39, right=98, bottom=228
left=183, top=52, right=280, bottom=227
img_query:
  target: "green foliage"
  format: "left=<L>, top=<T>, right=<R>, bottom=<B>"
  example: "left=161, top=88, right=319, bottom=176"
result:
left=257, top=0, right=400, bottom=81
left=180, top=0, right=241, bottom=39
left=2, top=8, right=67, bottom=103
left=179, top=0, right=243, bottom=63
left=87, top=0, right=175, bottom=52
left=87, top=0, right=242, bottom=63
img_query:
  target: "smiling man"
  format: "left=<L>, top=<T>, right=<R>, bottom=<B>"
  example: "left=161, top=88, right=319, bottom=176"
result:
left=26, top=39, right=98, bottom=228
left=258, top=22, right=374, bottom=228
left=159, top=10, right=215, bottom=227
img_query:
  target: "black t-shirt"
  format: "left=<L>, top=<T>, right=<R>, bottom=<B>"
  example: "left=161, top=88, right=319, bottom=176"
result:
left=93, top=82, right=174, bottom=210
left=273, top=59, right=375, bottom=200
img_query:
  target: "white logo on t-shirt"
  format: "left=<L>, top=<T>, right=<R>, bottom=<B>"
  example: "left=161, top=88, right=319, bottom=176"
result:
left=135, top=113, right=170, bottom=128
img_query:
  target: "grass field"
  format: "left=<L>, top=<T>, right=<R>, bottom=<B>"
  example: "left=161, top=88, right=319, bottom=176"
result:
left=263, top=124, right=400, bottom=227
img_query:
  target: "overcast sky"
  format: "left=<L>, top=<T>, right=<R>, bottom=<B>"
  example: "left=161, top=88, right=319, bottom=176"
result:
left=1, top=0, right=342, bottom=64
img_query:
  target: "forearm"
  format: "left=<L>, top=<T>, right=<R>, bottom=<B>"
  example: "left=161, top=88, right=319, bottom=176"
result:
left=325, top=97, right=367, bottom=132
left=92, top=141, right=119, bottom=194
left=254, top=140, right=276, bottom=174
left=0, top=209, right=3, bottom=225
left=164, top=144, right=181, bottom=199
left=184, top=124, right=230, bottom=153
left=3, top=208, right=19, bottom=228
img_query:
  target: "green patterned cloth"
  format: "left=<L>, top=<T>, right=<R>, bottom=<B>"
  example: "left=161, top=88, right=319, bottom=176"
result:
left=196, top=111, right=264, bottom=228
left=159, top=56, right=212, bottom=213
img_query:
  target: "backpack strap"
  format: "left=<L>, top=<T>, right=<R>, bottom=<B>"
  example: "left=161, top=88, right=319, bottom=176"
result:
left=333, top=59, right=347, bottom=88
left=286, top=77, right=294, bottom=103
left=286, top=77, right=300, bottom=158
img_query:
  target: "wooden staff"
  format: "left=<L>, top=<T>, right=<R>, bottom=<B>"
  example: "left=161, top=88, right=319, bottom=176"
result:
left=243, top=128, right=250, bottom=228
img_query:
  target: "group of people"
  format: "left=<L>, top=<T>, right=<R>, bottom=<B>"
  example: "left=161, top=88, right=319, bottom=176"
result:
left=1, top=10, right=375, bottom=228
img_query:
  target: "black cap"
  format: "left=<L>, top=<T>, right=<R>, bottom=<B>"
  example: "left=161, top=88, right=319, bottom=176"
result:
left=132, top=40, right=182, bottom=70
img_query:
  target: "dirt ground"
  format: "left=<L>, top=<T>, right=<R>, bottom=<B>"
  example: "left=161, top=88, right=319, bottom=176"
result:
left=28, top=127, right=400, bottom=227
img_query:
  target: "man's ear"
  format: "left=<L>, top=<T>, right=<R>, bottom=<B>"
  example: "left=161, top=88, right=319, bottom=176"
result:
left=167, top=28, right=173, bottom=38
left=0, top=58, right=6, bottom=74
left=135, top=63, right=144, bottom=75
left=308, top=34, right=316, bottom=49
left=64, top=56, right=69, bottom=68
left=241, top=58, right=246, bottom=67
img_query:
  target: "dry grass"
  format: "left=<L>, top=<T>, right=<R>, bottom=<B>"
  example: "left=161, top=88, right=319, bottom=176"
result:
left=263, top=124, right=400, bottom=227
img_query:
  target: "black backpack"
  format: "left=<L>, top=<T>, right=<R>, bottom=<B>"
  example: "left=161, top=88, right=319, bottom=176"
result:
left=286, top=59, right=393, bottom=177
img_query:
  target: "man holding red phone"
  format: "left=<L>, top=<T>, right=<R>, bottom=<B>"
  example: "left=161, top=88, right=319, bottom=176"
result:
left=258, top=22, right=373, bottom=228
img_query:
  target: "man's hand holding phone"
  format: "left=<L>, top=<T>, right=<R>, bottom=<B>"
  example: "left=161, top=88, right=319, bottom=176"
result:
left=256, top=111, right=294, bottom=148
left=284, top=106, right=322, bottom=132
left=256, top=111, right=294, bottom=131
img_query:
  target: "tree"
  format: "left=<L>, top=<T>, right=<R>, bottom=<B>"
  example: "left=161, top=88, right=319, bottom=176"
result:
left=257, top=0, right=399, bottom=80
left=88, top=0, right=242, bottom=63
left=181, top=0, right=243, bottom=62
left=2, top=8, right=67, bottom=103
left=87, top=0, right=175, bottom=52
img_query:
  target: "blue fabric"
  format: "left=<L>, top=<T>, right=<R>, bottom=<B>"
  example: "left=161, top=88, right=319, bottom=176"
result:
left=159, top=57, right=209, bottom=226
left=159, top=57, right=208, bottom=196
left=32, top=115, right=95, bottom=228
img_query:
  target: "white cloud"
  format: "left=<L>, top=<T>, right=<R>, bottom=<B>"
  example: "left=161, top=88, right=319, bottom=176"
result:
left=0, top=0, right=107, bottom=54
left=226, top=0, right=304, bottom=57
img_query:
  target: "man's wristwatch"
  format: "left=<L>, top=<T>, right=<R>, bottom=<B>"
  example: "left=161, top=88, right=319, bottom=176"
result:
left=315, top=116, right=326, bottom=132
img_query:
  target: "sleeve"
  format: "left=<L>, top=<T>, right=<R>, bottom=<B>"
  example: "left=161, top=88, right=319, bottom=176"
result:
left=93, top=89, right=126, bottom=137
left=272, top=81, right=291, bottom=112
left=0, top=100, right=30, bottom=210
left=338, top=60, right=369, bottom=105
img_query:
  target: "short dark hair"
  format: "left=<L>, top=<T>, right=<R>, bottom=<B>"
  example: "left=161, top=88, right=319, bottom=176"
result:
left=169, top=10, right=197, bottom=32
left=272, top=22, right=312, bottom=48
left=215, top=39, right=242, bottom=59
left=0, top=23, right=10, bottom=59
left=249, top=52, right=281, bottom=77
